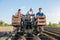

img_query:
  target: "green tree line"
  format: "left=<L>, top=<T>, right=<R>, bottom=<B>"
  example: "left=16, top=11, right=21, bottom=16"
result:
left=47, top=22, right=60, bottom=26
left=0, top=20, right=60, bottom=26
left=0, top=21, right=12, bottom=26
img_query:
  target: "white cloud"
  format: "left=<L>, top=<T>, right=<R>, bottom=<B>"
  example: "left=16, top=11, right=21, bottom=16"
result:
left=46, top=5, right=60, bottom=24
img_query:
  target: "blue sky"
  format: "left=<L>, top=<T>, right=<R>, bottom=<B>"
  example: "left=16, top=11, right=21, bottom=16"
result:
left=0, top=0, right=60, bottom=24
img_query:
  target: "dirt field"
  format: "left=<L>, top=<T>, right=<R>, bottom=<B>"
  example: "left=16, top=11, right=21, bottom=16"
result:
left=0, top=26, right=60, bottom=35
left=44, top=26, right=60, bottom=35
left=0, top=26, right=14, bottom=32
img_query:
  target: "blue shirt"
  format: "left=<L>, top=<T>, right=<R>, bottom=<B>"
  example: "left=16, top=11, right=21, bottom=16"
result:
left=36, top=12, right=44, bottom=16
